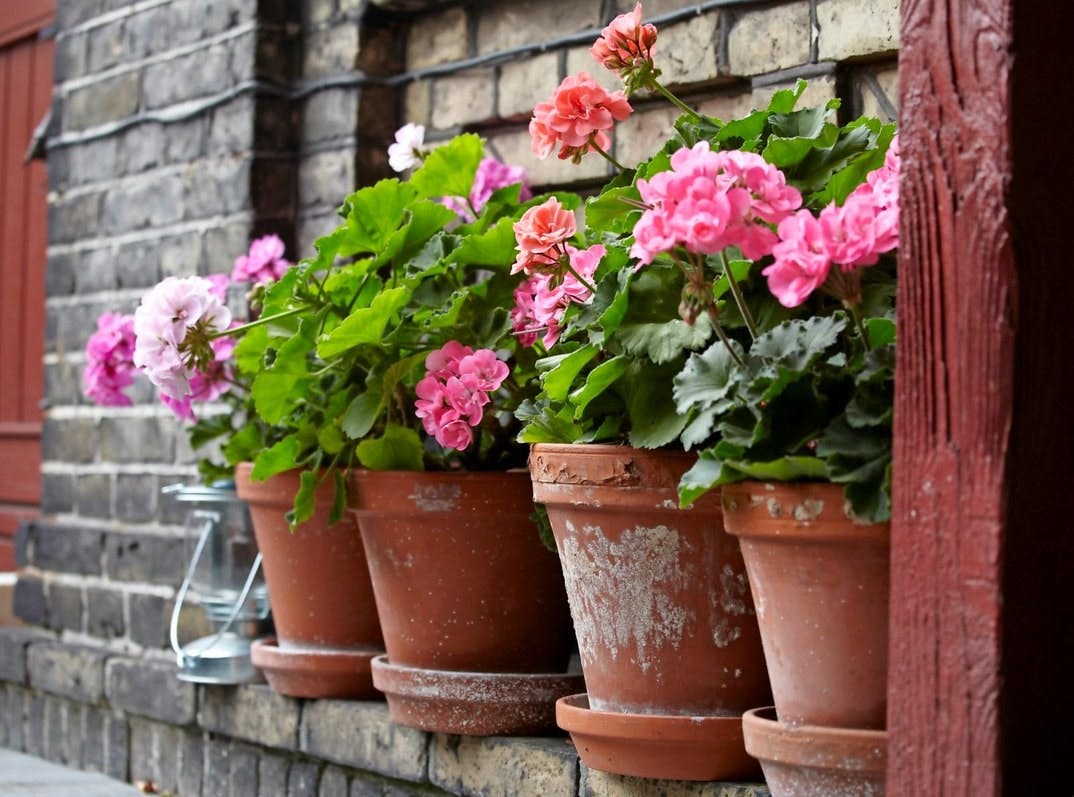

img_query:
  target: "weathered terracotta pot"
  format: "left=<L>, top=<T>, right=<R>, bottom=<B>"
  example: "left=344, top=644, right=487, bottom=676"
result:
left=743, top=707, right=886, bottom=797
left=530, top=444, right=770, bottom=716
left=348, top=469, right=580, bottom=734
left=530, top=443, right=770, bottom=780
left=236, top=463, right=383, bottom=699
left=722, top=481, right=890, bottom=729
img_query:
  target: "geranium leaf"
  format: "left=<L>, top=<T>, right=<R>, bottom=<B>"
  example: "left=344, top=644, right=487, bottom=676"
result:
left=355, top=425, right=425, bottom=471
left=617, top=316, right=713, bottom=364
left=317, top=286, right=410, bottom=358
left=342, top=389, right=382, bottom=440
left=537, top=345, right=598, bottom=403
left=251, top=435, right=300, bottom=481
left=340, top=179, right=418, bottom=254
left=626, top=364, right=688, bottom=448
left=865, top=317, right=896, bottom=349
left=569, top=355, right=628, bottom=418
left=290, top=470, right=320, bottom=527
left=516, top=400, right=584, bottom=444
left=749, top=315, right=847, bottom=373
left=722, top=455, right=828, bottom=482
left=448, top=217, right=518, bottom=267
left=673, top=340, right=745, bottom=414
left=678, top=450, right=732, bottom=507
left=584, top=186, right=642, bottom=235
left=409, top=133, right=483, bottom=200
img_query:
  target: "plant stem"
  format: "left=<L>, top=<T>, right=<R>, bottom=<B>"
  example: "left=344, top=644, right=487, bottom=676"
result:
left=719, top=250, right=759, bottom=341
left=650, top=79, right=705, bottom=123
left=705, top=306, right=745, bottom=367
left=211, top=306, right=306, bottom=339
left=847, top=304, right=872, bottom=351
left=562, top=255, right=598, bottom=296
left=590, top=141, right=629, bottom=172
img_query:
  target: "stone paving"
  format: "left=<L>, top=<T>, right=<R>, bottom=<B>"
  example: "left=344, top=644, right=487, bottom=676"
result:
left=0, top=749, right=141, bottom=796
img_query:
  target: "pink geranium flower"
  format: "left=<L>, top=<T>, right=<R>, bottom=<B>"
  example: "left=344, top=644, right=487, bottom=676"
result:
left=231, top=234, right=291, bottom=285
left=442, top=157, right=533, bottom=221
left=413, top=343, right=510, bottom=451
left=513, top=245, right=604, bottom=348
left=591, top=2, right=659, bottom=91
left=83, top=312, right=138, bottom=406
left=762, top=210, right=832, bottom=307
left=530, top=72, right=632, bottom=162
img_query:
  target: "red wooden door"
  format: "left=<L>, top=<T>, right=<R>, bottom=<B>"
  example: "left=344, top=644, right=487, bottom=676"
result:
left=0, top=0, right=53, bottom=570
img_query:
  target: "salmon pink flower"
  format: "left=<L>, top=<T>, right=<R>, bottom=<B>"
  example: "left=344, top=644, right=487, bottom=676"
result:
left=512, top=197, right=578, bottom=277
left=529, top=73, right=632, bottom=163
left=591, top=3, right=659, bottom=93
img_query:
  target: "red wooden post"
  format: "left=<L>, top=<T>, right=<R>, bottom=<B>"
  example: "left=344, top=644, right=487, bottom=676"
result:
left=892, top=1, right=1074, bottom=793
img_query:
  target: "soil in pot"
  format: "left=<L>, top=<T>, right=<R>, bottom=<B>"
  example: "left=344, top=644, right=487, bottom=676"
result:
left=237, top=463, right=383, bottom=699
left=722, top=481, right=890, bottom=730
left=530, top=444, right=771, bottom=718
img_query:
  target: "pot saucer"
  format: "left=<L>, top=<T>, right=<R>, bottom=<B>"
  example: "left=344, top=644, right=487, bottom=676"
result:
left=371, top=654, right=584, bottom=735
left=742, top=706, right=886, bottom=797
left=556, top=693, right=761, bottom=781
left=251, top=637, right=383, bottom=700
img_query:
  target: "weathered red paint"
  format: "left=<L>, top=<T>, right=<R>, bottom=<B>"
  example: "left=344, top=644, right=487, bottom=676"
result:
left=893, top=1, right=1074, bottom=793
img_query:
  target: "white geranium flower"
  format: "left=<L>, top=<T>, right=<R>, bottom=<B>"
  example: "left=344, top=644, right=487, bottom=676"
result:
left=388, top=123, right=426, bottom=172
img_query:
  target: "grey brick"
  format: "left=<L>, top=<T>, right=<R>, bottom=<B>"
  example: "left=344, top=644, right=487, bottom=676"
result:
left=130, top=719, right=181, bottom=793
left=259, top=751, right=291, bottom=797
left=429, top=735, right=578, bottom=797
left=83, top=706, right=105, bottom=773
left=65, top=72, right=141, bottom=131
left=107, top=658, right=196, bottom=724
left=288, top=761, right=321, bottom=797
left=104, top=531, right=186, bottom=585
left=47, top=190, right=102, bottom=244
left=302, top=89, right=358, bottom=146
left=159, top=231, right=204, bottom=280
left=128, top=592, right=170, bottom=648
left=101, top=174, right=185, bottom=234
left=43, top=696, right=67, bottom=763
left=54, top=32, right=88, bottom=83
left=45, top=251, right=77, bottom=296
left=319, top=766, right=350, bottom=797
left=14, top=576, right=46, bottom=625
left=144, top=43, right=232, bottom=109
left=182, top=156, right=253, bottom=219
left=205, top=741, right=231, bottom=796
left=581, top=767, right=770, bottom=796
left=14, top=521, right=34, bottom=569
left=164, top=116, right=207, bottom=164
left=87, top=585, right=125, bottom=638
left=46, top=582, right=84, bottom=633
left=299, top=150, right=354, bottom=209
left=74, top=245, right=121, bottom=293
left=41, top=472, right=76, bottom=515
left=75, top=473, right=112, bottom=519
left=0, top=628, right=48, bottom=683
left=27, top=640, right=108, bottom=703
left=42, top=417, right=98, bottom=463
left=67, top=136, right=120, bottom=185
left=63, top=702, right=86, bottom=768
left=86, top=18, right=128, bottom=72
left=2, top=686, right=27, bottom=750
left=116, top=472, right=158, bottom=523
left=230, top=743, right=261, bottom=797
left=179, top=730, right=206, bottom=797
left=198, top=683, right=300, bottom=750
left=100, top=416, right=171, bottom=464
left=118, top=123, right=164, bottom=174
left=476, top=0, right=599, bottom=55
left=299, top=701, right=427, bottom=781
left=115, top=238, right=162, bottom=288
left=303, top=24, right=358, bottom=79
left=25, top=692, right=46, bottom=757
left=105, top=711, right=130, bottom=781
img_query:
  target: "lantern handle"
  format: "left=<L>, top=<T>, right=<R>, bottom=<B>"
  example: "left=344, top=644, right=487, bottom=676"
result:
left=169, top=516, right=264, bottom=667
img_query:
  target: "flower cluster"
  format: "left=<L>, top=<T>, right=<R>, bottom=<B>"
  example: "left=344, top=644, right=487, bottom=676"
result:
left=132, top=275, right=232, bottom=402
left=590, top=2, right=659, bottom=93
left=442, top=157, right=533, bottom=221
left=387, top=122, right=427, bottom=172
left=231, top=234, right=291, bottom=285
left=529, top=72, right=632, bottom=163
left=414, top=343, right=510, bottom=451
left=511, top=196, right=577, bottom=279
left=83, top=313, right=137, bottom=406
left=632, top=142, right=804, bottom=265
left=511, top=244, right=604, bottom=348
left=764, top=137, right=900, bottom=307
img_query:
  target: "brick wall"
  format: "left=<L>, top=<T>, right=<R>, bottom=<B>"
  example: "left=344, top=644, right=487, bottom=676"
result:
left=3, top=1, right=899, bottom=794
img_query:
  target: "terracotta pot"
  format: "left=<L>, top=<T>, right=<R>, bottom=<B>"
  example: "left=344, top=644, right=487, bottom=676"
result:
left=529, top=444, right=770, bottom=718
left=557, top=693, right=761, bottom=781
left=722, top=481, right=890, bottom=729
left=347, top=469, right=573, bottom=674
left=236, top=463, right=383, bottom=698
left=743, top=706, right=886, bottom=797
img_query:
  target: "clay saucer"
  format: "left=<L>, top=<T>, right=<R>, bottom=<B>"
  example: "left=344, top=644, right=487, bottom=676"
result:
left=556, top=693, right=761, bottom=781
left=371, top=654, right=584, bottom=735
left=251, top=638, right=383, bottom=700
left=742, top=706, right=886, bottom=797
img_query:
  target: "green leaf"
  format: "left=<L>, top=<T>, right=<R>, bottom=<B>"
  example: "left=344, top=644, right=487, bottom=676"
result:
left=250, top=324, right=314, bottom=424
left=317, top=424, right=344, bottom=455
left=223, top=422, right=263, bottom=467
left=749, top=315, right=847, bottom=373
left=290, top=470, right=320, bottom=527
left=342, top=389, right=382, bottom=440
left=569, top=356, right=628, bottom=418
left=516, top=399, right=585, bottom=444
left=712, top=259, right=753, bottom=300
left=678, top=451, right=731, bottom=506
left=317, top=286, right=410, bottom=358
left=537, top=345, right=598, bottom=403
left=409, top=134, right=484, bottom=200
left=865, top=317, right=896, bottom=349
left=722, top=455, right=828, bottom=481
left=766, top=79, right=808, bottom=114
left=673, top=340, right=745, bottom=414
left=251, top=435, right=300, bottom=481
left=584, top=186, right=642, bottom=235
left=447, top=216, right=519, bottom=267
left=397, top=200, right=457, bottom=260
left=187, top=414, right=235, bottom=451
left=234, top=324, right=269, bottom=375
left=617, top=316, right=713, bottom=365
left=355, top=425, right=425, bottom=470
left=763, top=105, right=840, bottom=168
left=330, top=470, right=347, bottom=525
left=341, top=179, right=417, bottom=254
left=626, top=364, right=688, bottom=448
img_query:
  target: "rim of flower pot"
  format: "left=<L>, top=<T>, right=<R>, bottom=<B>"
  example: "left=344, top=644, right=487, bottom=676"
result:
left=742, top=706, right=887, bottom=772
left=372, top=655, right=584, bottom=736
left=555, top=693, right=761, bottom=781
left=345, top=468, right=536, bottom=516
left=722, top=480, right=890, bottom=543
left=529, top=443, right=710, bottom=490
left=250, top=638, right=382, bottom=700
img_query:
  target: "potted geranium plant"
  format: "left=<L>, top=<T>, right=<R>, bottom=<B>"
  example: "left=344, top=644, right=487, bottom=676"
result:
left=128, top=132, right=583, bottom=731
left=511, top=3, right=897, bottom=789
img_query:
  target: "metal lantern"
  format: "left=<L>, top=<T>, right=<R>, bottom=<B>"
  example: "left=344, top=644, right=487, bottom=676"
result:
left=163, top=481, right=270, bottom=684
